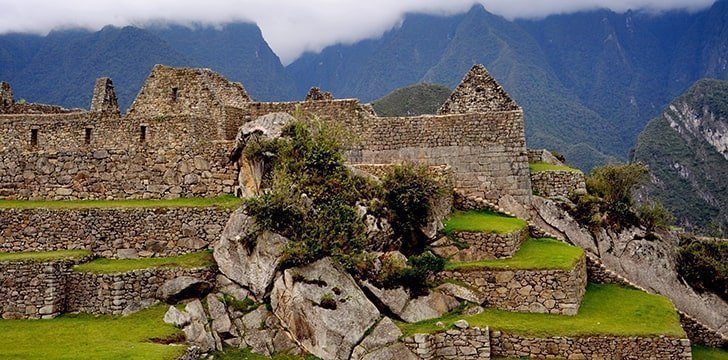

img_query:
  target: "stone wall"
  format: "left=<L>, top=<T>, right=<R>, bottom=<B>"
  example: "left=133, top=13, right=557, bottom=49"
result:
left=530, top=170, right=586, bottom=199
left=67, top=267, right=215, bottom=315
left=433, top=228, right=528, bottom=262
left=527, top=149, right=562, bottom=165
left=0, top=207, right=233, bottom=258
left=679, top=312, right=728, bottom=348
left=403, top=324, right=491, bottom=359
left=489, top=331, right=692, bottom=359
left=0, top=113, right=237, bottom=200
left=437, top=255, right=587, bottom=315
left=0, top=257, right=91, bottom=319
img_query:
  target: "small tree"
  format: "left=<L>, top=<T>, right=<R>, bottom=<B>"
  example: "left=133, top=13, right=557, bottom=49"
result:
left=382, top=165, right=444, bottom=255
left=637, top=202, right=674, bottom=233
left=582, top=163, right=648, bottom=227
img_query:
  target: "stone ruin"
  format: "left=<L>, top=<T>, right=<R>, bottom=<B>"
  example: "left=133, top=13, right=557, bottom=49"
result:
left=0, top=63, right=724, bottom=360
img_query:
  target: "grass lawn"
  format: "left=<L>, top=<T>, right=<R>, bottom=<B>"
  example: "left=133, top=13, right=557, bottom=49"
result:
left=0, top=305, right=185, bottom=360
left=443, top=210, right=527, bottom=235
left=0, top=249, right=91, bottom=262
left=398, top=283, right=685, bottom=338
left=0, top=195, right=241, bottom=209
left=444, top=238, right=583, bottom=271
left=529, top=162, right=582, bottom=173
left=74, top=251, right=215, bottom=274
left=693, top=346, right=728, bottom=360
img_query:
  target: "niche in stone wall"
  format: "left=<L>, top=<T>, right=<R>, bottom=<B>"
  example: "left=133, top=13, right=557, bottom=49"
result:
left=84, top=127, right=92, bottom=145
left=140, top=124, right=147, bottom=143
left=30, top=128, right=38, bottom=147
left=172, top=87, right=178, bottom=102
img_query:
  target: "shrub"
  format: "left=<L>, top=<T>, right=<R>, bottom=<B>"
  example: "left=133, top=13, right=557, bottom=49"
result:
left=377, top=252, right=444, bottom=292
left=319, top=293, right=337, bottom=310
left=382, top=165, right=444, bottom=255
left=675, top=240, right=728, bottom=301
left=637, top=202, right=674, bottom=233
left=220, top=294, right=259, bottom=314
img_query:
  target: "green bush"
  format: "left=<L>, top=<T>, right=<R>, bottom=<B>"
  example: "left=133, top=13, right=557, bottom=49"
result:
left=243, top=120, right=378, bottom=269
left=675, top=240, right=728, bottom=301
left=377, top=252, right=444, bottom=292
left=571, top=163, right=648, bottom=229
left=637, top=202, right=674, bottom=233
left=382, top=165, right=444, bottom=255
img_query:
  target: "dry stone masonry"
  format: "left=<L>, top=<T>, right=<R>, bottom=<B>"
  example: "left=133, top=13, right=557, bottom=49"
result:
left=531, top=170, right=587, bottom=199
left=432, top=228, right=528, bottom=261
left=1, top=207, right=232, bottom=257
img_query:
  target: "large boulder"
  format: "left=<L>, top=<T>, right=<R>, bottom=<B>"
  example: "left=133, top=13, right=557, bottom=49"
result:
left=399, top=290, right=460, bottom=323
left=206, top=294, right=234, bottom=338
left=271, top=258, right=380, bottom=360
left=156, top=276, right=212, bottom=304
left=361, top=281, right=410, bottom=316
left=351, top=317, right=416, bottom=360
left=214, top=209, right=289, bottom=299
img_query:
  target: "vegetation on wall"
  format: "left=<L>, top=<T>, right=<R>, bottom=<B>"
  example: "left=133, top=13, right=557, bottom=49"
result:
left=242, top=120, right=446, bottom=287
left=675, top=239, right=727, bottom=301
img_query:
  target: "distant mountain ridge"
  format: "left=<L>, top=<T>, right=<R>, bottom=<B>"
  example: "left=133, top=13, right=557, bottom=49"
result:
left=634, top=78, right=728, bottom=234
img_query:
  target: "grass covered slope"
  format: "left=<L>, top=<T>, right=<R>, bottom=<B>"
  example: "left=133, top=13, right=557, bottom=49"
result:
left=529, top=162, right=582, bottom=173
left=0, top=305, right=184, bottom=360
left=693, top=346, right=728, bottom=360
left=399, top=283, right=685, bottom=338
left=0, top=249, right=91, bottom=262
left=0, top=195, right=241, bottom=209
left=443, top=210, right=527, bottom=235
left=445, top=238, right=583, bottom=271
left=74, top=251, right=214, bottom=274
left=372, top=83, right=452, bottom=116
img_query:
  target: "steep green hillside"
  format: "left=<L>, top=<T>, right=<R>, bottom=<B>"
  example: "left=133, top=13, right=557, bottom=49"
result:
left=633, top=79, right=728, bottom=234
left=371, top=83, right=451, bottom=116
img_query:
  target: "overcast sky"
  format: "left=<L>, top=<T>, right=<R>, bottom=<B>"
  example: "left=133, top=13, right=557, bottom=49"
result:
left=0, top=0, right=717, bottom=63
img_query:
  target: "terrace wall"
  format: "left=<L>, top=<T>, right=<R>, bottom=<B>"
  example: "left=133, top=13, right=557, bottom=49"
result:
left=402, top=326, right=491, bottom=359
left=530, top=170, right=586, bottom=199
left=434, top=229, right=528, bottom=262
left=436, top=256, right=587, bottom=315
left=66, top=267, right=215, bottom=315
left=0, top=207, right=233, bottom=258
left=489, top=331, right=692, bottom=359
left=0, top=257, right=91, bottom=319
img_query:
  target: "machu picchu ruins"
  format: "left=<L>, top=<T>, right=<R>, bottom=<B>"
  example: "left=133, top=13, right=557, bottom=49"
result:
left=1, top=63, right=726, bottom=360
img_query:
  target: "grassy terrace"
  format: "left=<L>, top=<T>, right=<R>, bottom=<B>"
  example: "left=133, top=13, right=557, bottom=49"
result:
left=0, top=305, right=184, bottom=360
left=443, top=210, right=527, bottom=235
left=399, top=283, right=685, bottom=338
left=0, top=195, right=241, bottom=209
left=74, top=251, right=215, bottom=274
left=444, top=238, right=583, bottom=271
left=693, top=346, right=728, bottom=360
left=529, top=162, right=582, bottom=173
left=0, top=249, right=91, bottom=262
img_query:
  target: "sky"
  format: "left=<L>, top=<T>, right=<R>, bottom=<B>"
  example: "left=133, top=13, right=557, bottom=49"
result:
left=0, top=0, right=717, bottom=63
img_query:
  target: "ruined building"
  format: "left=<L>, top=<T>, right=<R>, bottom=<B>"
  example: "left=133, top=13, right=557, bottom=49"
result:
left=0, top=64, right=531, bottom=204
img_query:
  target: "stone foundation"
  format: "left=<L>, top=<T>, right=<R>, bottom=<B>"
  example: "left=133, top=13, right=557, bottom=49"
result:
left=490, top=330, right=692, bottom=359
left=0, top=256, right=91, bottom=319
left=403, top=325, right=491, bottom=359
left=439, top=228, right=528, bottom=261
left=679, top=312, right=728, bottom=348
left=437, top=256, right=587, bottom=315
left=0, top=207, right=233, bottom=257
left=67, top=267, right=215, bottom=315
left=530, top=170, right=586, bottom=199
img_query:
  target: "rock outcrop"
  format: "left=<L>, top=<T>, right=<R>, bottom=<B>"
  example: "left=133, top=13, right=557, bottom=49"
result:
left=214, top=209, right=289, bottom=299
left=156, top=276, right=212, bottom=304
left=271, top=258, right=380, bottom=360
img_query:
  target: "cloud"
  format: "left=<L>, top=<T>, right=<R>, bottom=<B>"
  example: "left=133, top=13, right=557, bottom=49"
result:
left=0, top=0, right=717, bottom=63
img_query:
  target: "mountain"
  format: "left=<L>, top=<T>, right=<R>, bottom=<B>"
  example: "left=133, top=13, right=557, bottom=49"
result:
left=0, top=23, right=294, bottom=111
left=633, top=79, right=728, bottom=234
left=371, top=83, right=451, bottom=116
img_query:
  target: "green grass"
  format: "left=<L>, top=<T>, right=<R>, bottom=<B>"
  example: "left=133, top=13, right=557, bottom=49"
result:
left=74, top=251, right=215, bottom=274
left=0, top=305, right=185, bottom=360
left=398, top=283, right=685, bottom=338
left=693, top=346, right=728, bottom=360
left=443, top=210, right=527, bottom=235
left=529, top=162, right=582, bottom=173
left=444, top=238, right=583, bottom=271
left=0, top=195, right=241, bottom=209
left=0, top=249, right=91, bottom=263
